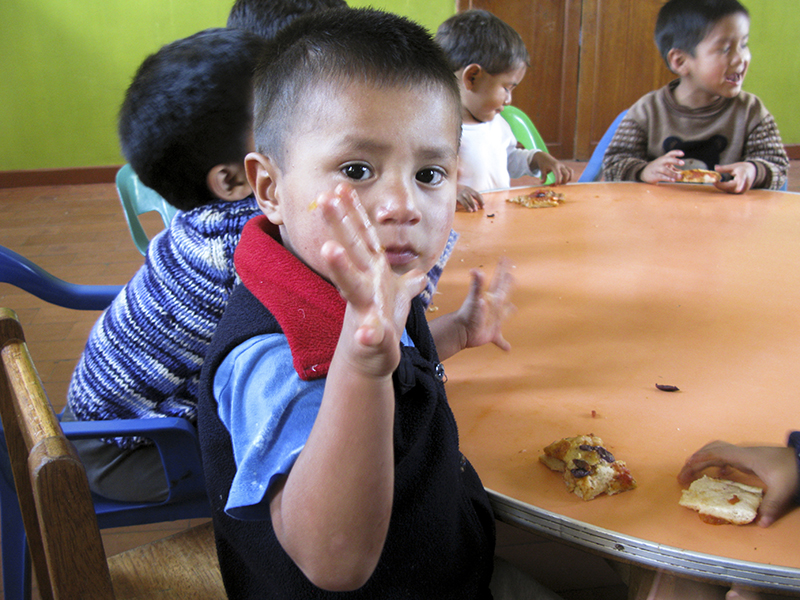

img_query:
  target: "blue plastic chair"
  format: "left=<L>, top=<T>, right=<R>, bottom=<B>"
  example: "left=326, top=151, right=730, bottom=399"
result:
left=115, top=164, right=178, bottom=256
left=578, top=110, right=629, bottom=183
left=0, top=245, right=211, bottom=600
left=500, top=105, right=556, bottom=185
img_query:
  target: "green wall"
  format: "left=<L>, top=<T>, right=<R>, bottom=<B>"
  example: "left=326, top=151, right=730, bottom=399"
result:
left=0, top=0, right=797, bottom=171
left=0, top=0, right=455, bottom=171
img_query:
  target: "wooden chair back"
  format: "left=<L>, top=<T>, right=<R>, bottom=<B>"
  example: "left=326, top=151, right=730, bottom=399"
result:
left=0, top=308, right=225, bottom=599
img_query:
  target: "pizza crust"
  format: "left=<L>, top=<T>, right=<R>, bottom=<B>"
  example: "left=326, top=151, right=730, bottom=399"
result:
left=540, top=434, right=637, bottom=501
left=679, top=475, right=763, bottom=525
left=676, top=169, right=722, bottom=184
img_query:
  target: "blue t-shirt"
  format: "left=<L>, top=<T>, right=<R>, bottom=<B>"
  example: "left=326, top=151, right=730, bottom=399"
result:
left=214, top=331, right=414, bottom=520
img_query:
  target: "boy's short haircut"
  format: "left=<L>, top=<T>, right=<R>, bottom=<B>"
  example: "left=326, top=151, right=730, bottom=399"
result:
left=252, top=7, right=462, bottom=165
left=655, top=0, right=749, bottom=66
left=434, top=9, right=530, bottom=75
left=118, top=28, right=267, bottom=211
left=227, top=0, right=348, bottom=41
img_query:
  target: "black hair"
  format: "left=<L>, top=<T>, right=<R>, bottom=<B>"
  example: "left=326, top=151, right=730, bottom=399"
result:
left=252, top=7, right=461, bottom=164
left=118, top=28, right=268, bottom=210
left=227, top=0, right=348, bottom=41
left=434, top=9, right=530, bottom=74
left=655, top=0, right=749, bottom=66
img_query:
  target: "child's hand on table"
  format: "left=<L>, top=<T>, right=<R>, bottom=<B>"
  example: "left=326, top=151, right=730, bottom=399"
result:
left=457, top=184, right=485, bottom=212
left=318, top=183, right=427, bottom=377
left=714, top=162, right=757, bottom=194
left=678, top=440, right=799, bottom=527
left=640, top=149, right=685, bottom=183
left=531, top=152, right=574, bottom=186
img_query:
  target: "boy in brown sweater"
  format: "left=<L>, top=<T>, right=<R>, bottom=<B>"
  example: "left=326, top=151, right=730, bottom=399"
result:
left=603, top=0, right=788, bottom=193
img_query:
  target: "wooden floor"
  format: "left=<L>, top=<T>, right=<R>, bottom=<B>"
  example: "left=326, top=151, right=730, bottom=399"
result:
left=1, top=162, right=797, bottom=599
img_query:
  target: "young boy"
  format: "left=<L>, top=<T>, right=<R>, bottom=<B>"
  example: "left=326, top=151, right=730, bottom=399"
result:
left=64, top=28, right=267, bottom=503
left=602, top=0, right=789, bottom=194
left=435, top=9, right=574, bottom=212
left=196, top=8, right=559, bottom=599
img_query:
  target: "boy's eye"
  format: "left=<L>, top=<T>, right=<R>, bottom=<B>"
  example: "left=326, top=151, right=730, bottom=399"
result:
left=416, top=168, right=445, bottom=186
left=342, top=163, right=372, bottom=181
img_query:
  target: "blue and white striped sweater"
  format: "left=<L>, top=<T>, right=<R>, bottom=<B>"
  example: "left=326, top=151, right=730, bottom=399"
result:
left=67, top=197, right=261, bottom=448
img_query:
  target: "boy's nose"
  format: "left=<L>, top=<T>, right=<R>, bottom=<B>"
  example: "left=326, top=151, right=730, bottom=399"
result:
left=374, top=179, right=422, bottom=225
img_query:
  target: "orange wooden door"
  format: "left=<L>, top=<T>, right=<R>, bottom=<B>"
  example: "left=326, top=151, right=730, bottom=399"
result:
left=575, top=0, right=674, bottom=159
left=457, top=0, right=581, bottom=158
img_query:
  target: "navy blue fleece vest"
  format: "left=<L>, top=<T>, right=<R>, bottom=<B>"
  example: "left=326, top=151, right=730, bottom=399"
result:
left=198, top=224, right=495, bottom=599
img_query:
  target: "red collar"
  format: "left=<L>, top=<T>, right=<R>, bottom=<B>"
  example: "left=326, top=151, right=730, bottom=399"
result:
left=234, top=216, right=345, bottom=380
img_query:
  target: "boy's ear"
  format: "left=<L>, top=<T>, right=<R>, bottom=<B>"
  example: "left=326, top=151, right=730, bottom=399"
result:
left=461, top=64, right=483, bottom=91
left=244, top=152, right=283, bottom=225
left=207, top=163, right=253, bottom=202
left=666, top=48, right=689, bottom=75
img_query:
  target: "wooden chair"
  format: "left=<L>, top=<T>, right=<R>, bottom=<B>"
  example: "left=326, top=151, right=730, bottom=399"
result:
left=0, top=308, right=226, bottom=599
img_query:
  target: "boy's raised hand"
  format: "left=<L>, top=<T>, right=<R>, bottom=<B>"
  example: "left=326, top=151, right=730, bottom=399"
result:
left=459, top=258, right=516, bottom=351
left=431, top=258, right=515, bottom=361
left=317, top=183, right=427, bottom=376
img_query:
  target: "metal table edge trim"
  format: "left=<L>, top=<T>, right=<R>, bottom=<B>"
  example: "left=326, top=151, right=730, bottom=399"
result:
left=487, top=488, right=800, bottom=594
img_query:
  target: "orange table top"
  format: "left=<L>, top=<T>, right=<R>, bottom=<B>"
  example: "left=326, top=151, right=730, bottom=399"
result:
left=432, top=182, right=800, bottom=591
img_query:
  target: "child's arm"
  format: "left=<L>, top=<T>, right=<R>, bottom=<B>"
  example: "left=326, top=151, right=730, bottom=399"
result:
left=716, top=115, right=789, bottom=193
left=530, top=152, right=574, bottom=186
left=602, top=117, right=653, bottom=182
left=269, top=184, right=427, bottom=591
left=678, top=440, right=800, bottom=527
left=428, top=258, right=515, bottom=362
left=457, top=184, right=485, bottom=212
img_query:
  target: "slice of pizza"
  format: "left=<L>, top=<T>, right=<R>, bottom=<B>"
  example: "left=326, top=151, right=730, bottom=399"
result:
left=679, top=475, right=763, bottom=525
left=507, top=188, right=565, bottom=208
left=676, top=168, right=722, bottom=184
left=540, top=434, right=637, bottom=501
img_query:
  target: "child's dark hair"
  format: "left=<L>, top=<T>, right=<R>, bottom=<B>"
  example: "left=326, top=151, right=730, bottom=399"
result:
left=655, top=0, right=749, bottom=66
left=253, top=7, right=461, bottom=165
left=118, top=28, right=267, bottom=211
left=227, top=0, right=348, bottom=41
left=434, top=9, right=530, bottom=74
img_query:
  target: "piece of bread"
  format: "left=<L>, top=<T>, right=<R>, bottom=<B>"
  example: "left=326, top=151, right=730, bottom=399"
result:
left=540, top=434, right=637, bottom=501
left=677, top=168, right=722, bottom=184
left=679, top=475, right=763, bottom=525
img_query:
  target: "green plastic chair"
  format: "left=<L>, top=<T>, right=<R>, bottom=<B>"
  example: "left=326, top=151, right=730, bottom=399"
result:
left=499, top=105, right=556, bottom=185
left=115, top=164, right=179, bottom=255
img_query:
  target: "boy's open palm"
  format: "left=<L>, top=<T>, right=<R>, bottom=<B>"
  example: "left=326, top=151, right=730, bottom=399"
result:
left=318, top=184, right=427, bottom=377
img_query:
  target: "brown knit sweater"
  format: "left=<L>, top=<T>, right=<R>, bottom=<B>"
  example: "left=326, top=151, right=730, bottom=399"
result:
left=603, top=80, right=788, bottom=190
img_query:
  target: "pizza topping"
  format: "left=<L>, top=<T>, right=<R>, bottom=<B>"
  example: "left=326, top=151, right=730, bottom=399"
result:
left=579, top=444, right=615, bottom=463
left=507, top=188, right=565, bottom=208
left=656, top=384, right=680, bottom=392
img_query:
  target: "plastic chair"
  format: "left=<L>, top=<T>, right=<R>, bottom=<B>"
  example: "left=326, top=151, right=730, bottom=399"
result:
left=0, top=247, right=211, bottom=600
left=500, top=105, right=556, bottom=185
left=578, top=110, right=629, bottom=183
left=0, top=309, right=224, bottom=599
left=115, top=164, right=178, bottom=256
left=0, top=245, right=122, bottom=311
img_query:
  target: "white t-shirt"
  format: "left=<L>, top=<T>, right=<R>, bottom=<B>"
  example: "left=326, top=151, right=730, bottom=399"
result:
left=458, top=114, right=541, bottom=191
